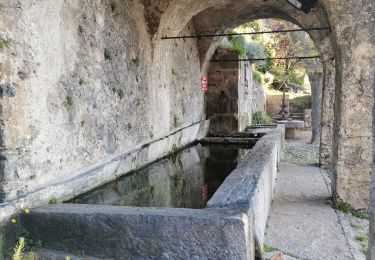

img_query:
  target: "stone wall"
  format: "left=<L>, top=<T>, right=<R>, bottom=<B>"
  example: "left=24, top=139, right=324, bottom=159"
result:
left=251, top=79, right=266, bottom=115
left=0, top=0, right=206, bottom=218
left=206, top=51, right=239, bottom=135
left=207, top=50, right=266, bottom=134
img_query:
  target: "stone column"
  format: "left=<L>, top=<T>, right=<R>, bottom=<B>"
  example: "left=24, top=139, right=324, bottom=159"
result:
left=324, top=0, right=374, bottom=210
left=308, top=71, right=323, bottom=144
left=370, top=84, right=375, bottom=259
left=320, top=59, right=335, bottom=169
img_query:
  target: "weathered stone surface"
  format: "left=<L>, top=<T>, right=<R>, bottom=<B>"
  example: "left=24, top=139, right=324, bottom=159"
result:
left=0, top=120, right=209, bottom=222
left=324, top=0, right=375, bottom=210
left=0, top=0, right=374, bottom=252
left=265, top=162, right=355, bottom=259
left=304, top=109, right=312, bottom=128
left=207, top=50, right=263, bottom=135
left=319, top=59, right=335, bottom=169
left=22, top=204, right=252, bottom=260
left=0, top=0, right=205, bottom=215
left=208, top=126, right=284, bottom=246
left=20, top=127, right=283, bottom=259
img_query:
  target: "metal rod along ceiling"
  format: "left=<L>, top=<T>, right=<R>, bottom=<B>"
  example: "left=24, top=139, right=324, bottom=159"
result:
left=161, top=27, right=330, bottom=40
left=211, top=55, right=321, bottom=62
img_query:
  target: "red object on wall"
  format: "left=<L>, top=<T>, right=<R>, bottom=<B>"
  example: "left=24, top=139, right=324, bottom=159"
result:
left=201, top=184, right=209, bottom=206
left=201, top=76, right=208, bottom=92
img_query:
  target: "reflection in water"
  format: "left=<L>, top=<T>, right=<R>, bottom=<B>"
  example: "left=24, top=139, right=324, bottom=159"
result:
left=69, top=143, right=255, bottom=209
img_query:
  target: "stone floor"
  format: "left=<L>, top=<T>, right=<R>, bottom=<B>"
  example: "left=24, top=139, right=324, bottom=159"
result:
left=264, top=130, right=369, bottom=260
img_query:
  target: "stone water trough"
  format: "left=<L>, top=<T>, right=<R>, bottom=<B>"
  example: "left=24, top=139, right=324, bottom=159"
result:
left=21, top=126, right=284, bottom=259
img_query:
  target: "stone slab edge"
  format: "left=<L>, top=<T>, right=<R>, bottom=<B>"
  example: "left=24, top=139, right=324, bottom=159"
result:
left=207, top=126, right=284, bottom=246
left=0, top=120, right=210, bottom=223
left=22, top=204, right=253, bottom=259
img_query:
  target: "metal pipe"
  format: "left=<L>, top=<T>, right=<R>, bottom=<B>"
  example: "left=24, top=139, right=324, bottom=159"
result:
left=211, top=55, right=321, bottom=62
left=161, top=27, right=330, bottom=40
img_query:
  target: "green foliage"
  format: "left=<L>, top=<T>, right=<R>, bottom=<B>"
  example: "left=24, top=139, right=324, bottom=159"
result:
left=75, top=250, right=85, bottom=257
left=64, top=96, right=73, bottom=108
left=77, top=25, right=84, bottom=35
left=117, top=89, right=124, bottom=99
left=351, top=223, right=361, bottom=229
left=355, top=234, right=368, bottom=242
left=333, top=202, right=368, bottom=219
left=252, top=112, right=275, bottom=125
left=49, top=197, right=58, bottom=204
left=132, top=57, right=140, bottom=66
left=257, top=51, right=275, bottom=74
left=0, top=38, right=11, bottom=50
left=0, top=234, right=5, bottom=259
left=252, top=70, right=262, bottom=83
left=80, top=121, right=85, bottom=127
left=263, top=244, right=276, bottom=253
left=112, top=88, right=124, bottom=99
left=79, top=78, right=84, bottom=86
left=222, top=35, right=247, bottom=57
left=173, top=115, right=180, bottom=128
left=290, top=95, right=311, bottom=113
left=13, top=237, right=25, bottom=260
left=244, top=41, right=266, bottom=60
left=104, top=48, right=112, bottom=61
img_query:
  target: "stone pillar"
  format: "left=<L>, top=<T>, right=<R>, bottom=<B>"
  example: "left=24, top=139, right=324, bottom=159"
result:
left=325, top=0, right=374, bottom=210
left=369, top=83, right=375, bottom=259
left=308, top=71, right=323, bottom=144
left=320, top=59, right=335, bottom=169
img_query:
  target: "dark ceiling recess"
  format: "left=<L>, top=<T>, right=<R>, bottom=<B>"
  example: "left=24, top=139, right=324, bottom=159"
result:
left=286, top=0, right=319, bottom=13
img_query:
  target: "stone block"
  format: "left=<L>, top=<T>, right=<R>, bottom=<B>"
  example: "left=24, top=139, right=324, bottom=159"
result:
left=21, top=205, right=252, bottom=260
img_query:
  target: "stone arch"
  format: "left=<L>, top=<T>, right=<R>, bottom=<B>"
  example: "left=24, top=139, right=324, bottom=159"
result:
left=146, top=0, right=373, bottom=211
left=152, top=0, right=338, bottom=194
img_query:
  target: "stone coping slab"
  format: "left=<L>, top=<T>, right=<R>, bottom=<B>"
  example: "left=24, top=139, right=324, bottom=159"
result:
left=22, top=204, right=252, bottom=259
left=277, top=120, right=304, bottom=129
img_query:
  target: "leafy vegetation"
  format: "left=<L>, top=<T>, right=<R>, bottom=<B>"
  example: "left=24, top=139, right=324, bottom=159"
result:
left=64, top=96, right=74, bottom=108
left=0, top=234, right=5, bottom=259
left=351, top=223, right=361, bottom=229
left=77, top=25, right=84, bottom=35
left=49, top=197, right=58, bottom=204
left=289, top=95, right=312, bottom=113
left=12, top=237, right=25, bottom=260
left=173, top=114, right=180, bottom=128
left=104, top=48, right=112, bottom=61
left=333, top=202, right=368, bottom=219
left=252, top=111, right=276, bottom=125
left=252, top=70, right=262, bottom=83
left=0, top=37, right=11, bottom=50
left=229, top=19, right=319, bottom=93
left=132, top=57, right=140, bottom=66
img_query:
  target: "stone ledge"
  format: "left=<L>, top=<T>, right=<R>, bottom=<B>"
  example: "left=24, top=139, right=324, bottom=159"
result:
left=22, top=204, right=252, bottom=259
left=207, top=126, right=284, bottom=245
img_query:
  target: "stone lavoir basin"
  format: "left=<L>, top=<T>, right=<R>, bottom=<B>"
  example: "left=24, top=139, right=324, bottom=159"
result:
left=22, top=127, right=284, bottom=259
left=67, top=141, right=257, bottom=209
